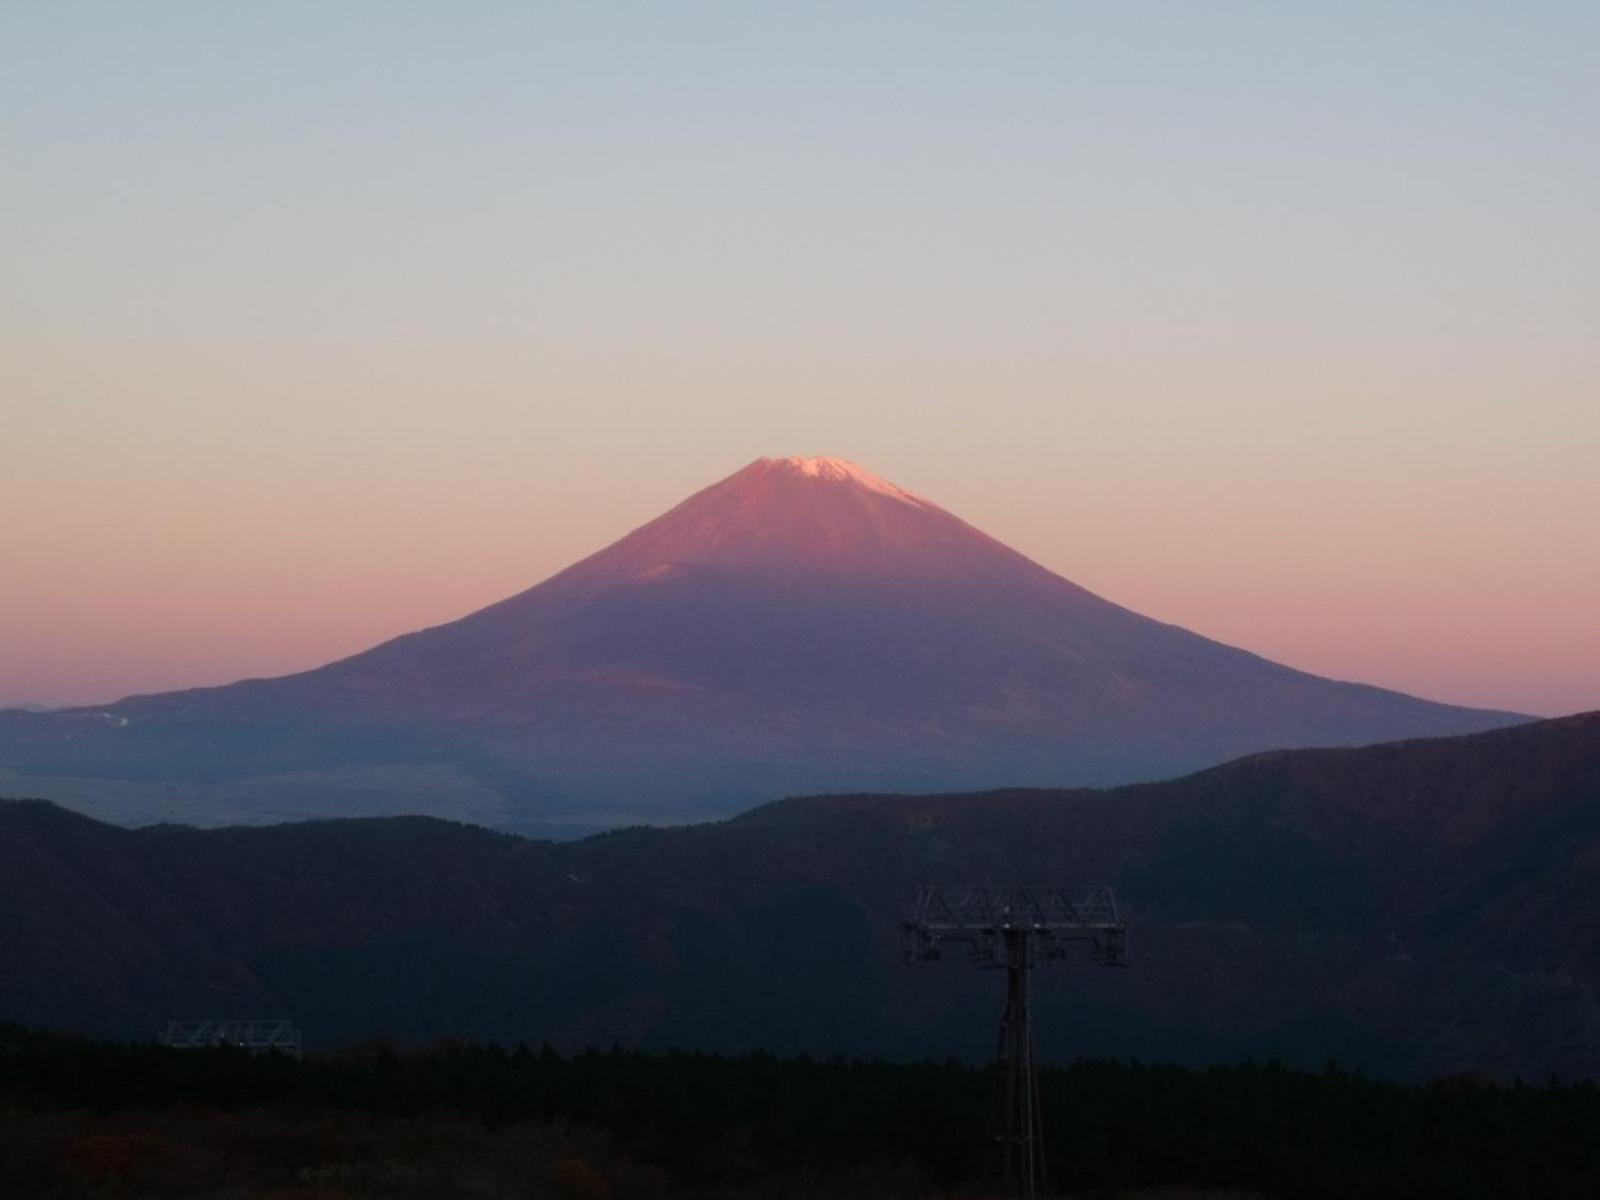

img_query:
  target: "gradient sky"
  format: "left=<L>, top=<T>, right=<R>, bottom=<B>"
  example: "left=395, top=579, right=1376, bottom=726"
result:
left=3, top=3, right=1597, bottom=717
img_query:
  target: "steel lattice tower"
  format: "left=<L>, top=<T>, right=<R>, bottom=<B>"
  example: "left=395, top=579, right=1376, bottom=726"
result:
left=904, top=886, right=1127, bottom=1200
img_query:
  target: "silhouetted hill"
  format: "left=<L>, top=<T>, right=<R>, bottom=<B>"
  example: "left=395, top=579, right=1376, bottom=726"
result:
left=4, top=714, right=1597, bottom=1079
left=0, top=457, right=1523, bottom=830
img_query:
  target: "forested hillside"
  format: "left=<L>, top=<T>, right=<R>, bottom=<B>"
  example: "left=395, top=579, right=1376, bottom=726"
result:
left=3, top=714, right=1599, bottom=1080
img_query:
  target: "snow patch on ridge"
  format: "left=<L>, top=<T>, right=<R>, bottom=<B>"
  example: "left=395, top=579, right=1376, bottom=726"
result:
left=767, top=456, right=929, bottom=507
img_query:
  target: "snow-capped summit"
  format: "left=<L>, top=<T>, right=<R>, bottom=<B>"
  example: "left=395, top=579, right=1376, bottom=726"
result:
left=763, top=456, right=929, bottom=506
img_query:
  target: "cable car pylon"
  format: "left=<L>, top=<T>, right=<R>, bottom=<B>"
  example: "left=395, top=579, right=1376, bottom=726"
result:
left=904, top=886, right=1128, bottom=1200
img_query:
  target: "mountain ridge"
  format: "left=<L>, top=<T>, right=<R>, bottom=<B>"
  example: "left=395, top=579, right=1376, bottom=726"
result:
left=3, top=712, right=1597, bottom=1078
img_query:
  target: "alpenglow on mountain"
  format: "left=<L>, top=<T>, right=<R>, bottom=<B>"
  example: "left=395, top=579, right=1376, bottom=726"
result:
left=0, top=456, right=1525, bottom=833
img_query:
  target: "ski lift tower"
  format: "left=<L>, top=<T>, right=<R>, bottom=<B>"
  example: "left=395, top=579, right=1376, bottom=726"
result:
left=904, top=886, right=1127, bottom=1200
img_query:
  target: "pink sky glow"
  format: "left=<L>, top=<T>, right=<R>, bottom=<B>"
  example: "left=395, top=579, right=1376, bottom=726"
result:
left=3, top=5, right=1596, bottom=719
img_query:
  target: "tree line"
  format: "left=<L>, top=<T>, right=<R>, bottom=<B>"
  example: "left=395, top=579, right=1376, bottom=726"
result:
left=2, top=1023, right=1598, bottom=1197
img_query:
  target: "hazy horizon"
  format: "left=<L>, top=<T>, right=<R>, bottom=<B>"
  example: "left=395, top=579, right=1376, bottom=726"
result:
left=4, top=3, right=1597, bottom=717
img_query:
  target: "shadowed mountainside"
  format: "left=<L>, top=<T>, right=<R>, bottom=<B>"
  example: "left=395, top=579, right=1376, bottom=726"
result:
left=0, top=457, right=1524, bottom=831
left=4, top=713, right=1598, bottom=1080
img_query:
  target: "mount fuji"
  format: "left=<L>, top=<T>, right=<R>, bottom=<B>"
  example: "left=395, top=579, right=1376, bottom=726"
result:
left=0, top=456, right=1526, bottom=831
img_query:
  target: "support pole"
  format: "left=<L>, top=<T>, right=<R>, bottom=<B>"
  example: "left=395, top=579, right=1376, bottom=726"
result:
left=902, top=887, right=1126, bottom=1200
left=995, top=927, right=1043, bottom=1199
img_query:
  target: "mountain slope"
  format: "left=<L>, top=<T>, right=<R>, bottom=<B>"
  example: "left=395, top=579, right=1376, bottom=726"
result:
left=0, top=456, right=1525, bottom=828
left=3, top=714, right=1597, bottom=1079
